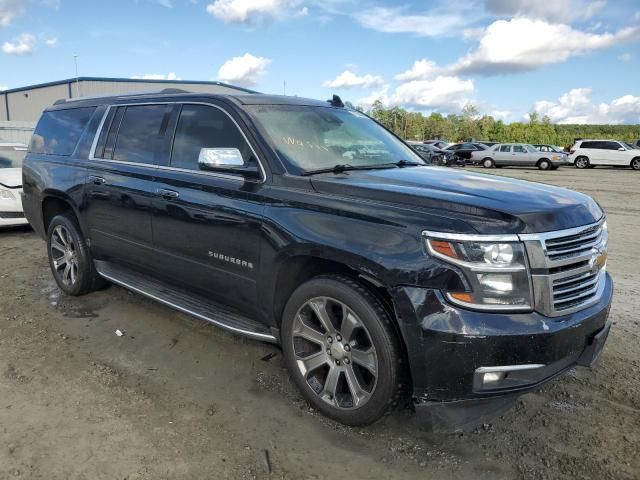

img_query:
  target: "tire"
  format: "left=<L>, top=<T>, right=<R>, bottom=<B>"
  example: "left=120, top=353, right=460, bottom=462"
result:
left=631, top=157, right=640, bottom=170
left=46, top=213, right=105, bottom=296
left=538, top=158, right=551, bottom=170
left=574, top=156, right=590, bottom=169
left=281, top=275, right=404, bottom=426
left=482, top=158, right=494, bottom=168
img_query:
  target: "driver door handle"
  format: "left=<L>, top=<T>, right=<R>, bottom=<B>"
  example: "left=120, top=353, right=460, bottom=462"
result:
left=156, top=189, right=180, bottom=200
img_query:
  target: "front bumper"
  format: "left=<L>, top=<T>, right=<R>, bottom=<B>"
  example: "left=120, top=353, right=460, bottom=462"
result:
left=392, top=273, right=613, bottom=430
left=0, top=188, right=29, bottom=227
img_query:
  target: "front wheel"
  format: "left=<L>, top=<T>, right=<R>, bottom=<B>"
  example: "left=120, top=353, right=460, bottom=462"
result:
left=281, top=275, right=404, bottom=426
left=631, top=157, right=640, bottom=170
left=574, top=156, right=590, bottom=169
left=482, top=158, right=494, bottom=168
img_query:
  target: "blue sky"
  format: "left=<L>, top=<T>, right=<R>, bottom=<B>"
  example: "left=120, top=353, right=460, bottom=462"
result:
left=1, top=0, right=639, bottom=123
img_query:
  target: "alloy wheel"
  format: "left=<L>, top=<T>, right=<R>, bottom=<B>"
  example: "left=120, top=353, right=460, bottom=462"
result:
left=575, top=157, right=588, bottom=169
left=50, top=225, right=79, bottom=287
left=291, top=296, right=378, bottom=410
left=483, top=159, right=493, bottom=168
left=632, top=158, right=640, bottom=170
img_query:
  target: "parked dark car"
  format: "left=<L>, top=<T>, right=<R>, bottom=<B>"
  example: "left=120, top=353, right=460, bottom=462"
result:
left=22, top=91, right=613, bottom=430
left=410, top=143, right=454, bottom=166
left=445, top=142, right=488, bottom=164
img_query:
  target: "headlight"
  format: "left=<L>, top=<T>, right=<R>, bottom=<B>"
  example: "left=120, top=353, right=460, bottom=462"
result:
left=423, top=232, right=533, bottom=311
left=0, top=188, right=15, bottom=200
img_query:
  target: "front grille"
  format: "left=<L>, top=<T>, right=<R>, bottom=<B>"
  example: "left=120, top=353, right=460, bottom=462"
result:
left=0, top=212, right=25, bottom=219
left=544, top=223, right=603, bottom=261
left=552, top=270, right=601, bottom=312
left=521, top=219, right=608, bottom=317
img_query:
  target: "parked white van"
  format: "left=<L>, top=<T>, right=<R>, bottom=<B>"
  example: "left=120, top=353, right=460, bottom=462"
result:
left=570, top=140, right=640, bottom=170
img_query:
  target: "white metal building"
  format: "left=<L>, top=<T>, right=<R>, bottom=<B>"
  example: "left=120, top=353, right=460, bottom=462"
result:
left=0, top=77, right=254, bottom=143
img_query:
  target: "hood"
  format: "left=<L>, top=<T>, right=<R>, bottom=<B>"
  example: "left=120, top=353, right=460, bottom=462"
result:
left=310, top=166, right=603, bottom=234
left=0, top=168, right=22, bottom=188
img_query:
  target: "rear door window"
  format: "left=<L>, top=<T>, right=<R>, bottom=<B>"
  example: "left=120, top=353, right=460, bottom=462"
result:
left=112, top=105, right=171, bottom=164
left=513, top=145, right=526, bottom=153
left=29, top=107, right=96, bottom=156
left=499, top=145, right=511, bottom=152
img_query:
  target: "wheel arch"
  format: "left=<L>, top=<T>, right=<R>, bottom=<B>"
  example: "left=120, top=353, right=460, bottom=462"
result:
left=41, top=191, right=83, bottom=235
left=269, top=252, right=413, bottom=398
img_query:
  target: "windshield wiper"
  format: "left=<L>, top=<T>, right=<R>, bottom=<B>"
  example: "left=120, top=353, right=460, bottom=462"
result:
left=302, top=164, right=395, bottom=176
left=394, top=159, right=423, bottom=167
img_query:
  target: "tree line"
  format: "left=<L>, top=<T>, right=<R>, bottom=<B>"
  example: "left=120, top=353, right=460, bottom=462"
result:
left=351, top=101, right=640, bottom=148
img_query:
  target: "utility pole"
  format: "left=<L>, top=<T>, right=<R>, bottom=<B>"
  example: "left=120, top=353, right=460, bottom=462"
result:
left=73, top=54, right=82, bottom=97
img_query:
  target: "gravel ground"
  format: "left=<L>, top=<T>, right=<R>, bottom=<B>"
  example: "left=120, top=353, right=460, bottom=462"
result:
left=0, top=166, right=638, bottom=480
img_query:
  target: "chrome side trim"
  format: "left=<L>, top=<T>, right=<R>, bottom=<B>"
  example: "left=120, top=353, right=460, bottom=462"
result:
left=87, top=101, right=268, bottom=183
left=96, top=268, right=277, bottom=343
left=476, top=364, right=545, bottom=373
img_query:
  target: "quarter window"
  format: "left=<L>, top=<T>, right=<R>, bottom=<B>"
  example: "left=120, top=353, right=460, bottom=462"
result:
left=170, top=104, right=252, bottom=171
left=29, top=107, right=96, bottom=156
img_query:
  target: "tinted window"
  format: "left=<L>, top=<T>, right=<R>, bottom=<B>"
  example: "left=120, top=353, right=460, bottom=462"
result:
left=581, top=141, right=599, bottom=149
left=29, top=107, right=96, bottom=156
left=603, top=141, right=622, bottom=150
left=112, top=105, right=170, bottom=164
left=447, top=144, right=460, bottom=150
left=513, top=145, right=526, bottom=153
left=499, top=145, right=511, bottom=152
left=170, top=104, right=251, bottom=171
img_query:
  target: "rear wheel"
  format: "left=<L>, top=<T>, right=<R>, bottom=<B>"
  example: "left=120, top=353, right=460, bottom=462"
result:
left=631, top=157, right=640, bottom=170
left=482, top=158, right=494, bottom=168
left=281, top=275, right=404, bottom=426
left=538, top=158, right=551, bottom=170
left=47, top=214, right=105, bottom=296
left=574, top=156, right=590, bottom=169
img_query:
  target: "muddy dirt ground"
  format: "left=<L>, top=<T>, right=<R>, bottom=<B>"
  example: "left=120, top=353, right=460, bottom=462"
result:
left=1, top=167, right=638, bottom=480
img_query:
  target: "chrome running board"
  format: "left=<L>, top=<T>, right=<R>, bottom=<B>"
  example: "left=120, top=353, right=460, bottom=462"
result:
left=94, top=260, right=277, bottom=343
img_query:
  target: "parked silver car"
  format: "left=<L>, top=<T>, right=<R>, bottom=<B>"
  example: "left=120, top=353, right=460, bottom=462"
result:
left=472, top=143, right=570, bottom=170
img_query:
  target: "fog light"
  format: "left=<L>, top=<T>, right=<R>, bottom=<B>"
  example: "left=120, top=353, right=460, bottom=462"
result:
left=483, top=371, right=506, bottom=384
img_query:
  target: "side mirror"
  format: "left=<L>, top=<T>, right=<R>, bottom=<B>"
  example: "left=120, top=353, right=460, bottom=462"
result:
left=198, top=148, right=261, bottom=179
left=618, top=147, right=625, bottom=151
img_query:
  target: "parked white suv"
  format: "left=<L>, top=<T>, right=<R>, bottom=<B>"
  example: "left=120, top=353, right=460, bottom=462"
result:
left=570, top=140, right=640, bottom=170
left=0, top=142, right=29, bottom=227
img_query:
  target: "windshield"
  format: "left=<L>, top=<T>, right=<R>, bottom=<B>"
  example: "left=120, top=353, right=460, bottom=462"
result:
left=0, top=147, right=27, bottom=168
left=248, top=105, right=424, bottom=174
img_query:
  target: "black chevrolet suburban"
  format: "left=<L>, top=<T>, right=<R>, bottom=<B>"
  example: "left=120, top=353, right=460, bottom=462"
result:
left=22, top=91, right=613, bottom=430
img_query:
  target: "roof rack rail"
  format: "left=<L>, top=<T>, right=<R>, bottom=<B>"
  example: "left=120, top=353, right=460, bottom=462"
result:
left=52, top=88, right=192, bottom=106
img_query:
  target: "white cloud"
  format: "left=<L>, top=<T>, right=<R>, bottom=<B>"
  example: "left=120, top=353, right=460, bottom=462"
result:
left=2, top=32, right=35, bottom=55
left=395, top=59, right=439, bottom=81
left=484, top=0, right=606, bottom=23
left=217, top=52, right=270, bottom=86
left=354, top=6, right=473, bottom=38
left=132, top=72, right=182, bottom=80
left=618, top=52, right=632, bottom=62
left=360, top=76, right=475, bottom=113
left=533, top=88, right=640, bottom=124
left=0, top=85, right=8, bottom=91
left=323, top=69, right=384, bottom=89
left=449, top=18, right=640, bottom=75
left=45, top=37, right=57, bottom=47
left=0, top=0, right=25, bottom=27
left=206, top=0, right=306, bottom=24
